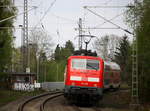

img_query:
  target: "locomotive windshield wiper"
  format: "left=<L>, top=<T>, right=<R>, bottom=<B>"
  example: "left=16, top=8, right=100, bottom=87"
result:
left=87, top=64, right=98, bottom=71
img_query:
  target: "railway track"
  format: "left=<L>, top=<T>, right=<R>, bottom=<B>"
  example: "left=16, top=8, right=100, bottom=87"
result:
left=40, top=93, right=63, bottom=111
left=72, top=105, right=102, bottom=111
left=18, top=91, right=63, bottom=111
left=41, top=96, right=102, bottom=111
left=17, top=88, right=129, bottom=111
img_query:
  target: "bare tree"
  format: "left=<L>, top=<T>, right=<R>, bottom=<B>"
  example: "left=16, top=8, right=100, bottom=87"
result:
left=29, top=28, right=54, bottom=58
left=29, top=28, right=54, bottom=82
left=93, top=34, right=121, bottom=60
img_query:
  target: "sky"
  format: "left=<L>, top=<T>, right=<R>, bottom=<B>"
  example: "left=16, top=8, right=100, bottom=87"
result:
left=14, top=0, right=133, bottom=51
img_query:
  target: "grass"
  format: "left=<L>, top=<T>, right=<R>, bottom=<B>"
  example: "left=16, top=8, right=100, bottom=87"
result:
left=100, top=108, right=133, bottom=111
left=120, top=83, right=131, bottom=89
left=0, top=89, right=45, bottom=107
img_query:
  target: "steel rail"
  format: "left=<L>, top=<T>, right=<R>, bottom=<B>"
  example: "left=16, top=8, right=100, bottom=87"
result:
left=18, top=91, right=62, bottom=111
left=40, top=93, right=63, bottom=111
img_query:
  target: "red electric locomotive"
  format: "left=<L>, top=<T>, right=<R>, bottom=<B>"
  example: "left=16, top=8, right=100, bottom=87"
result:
left=64, top=50, right=104, bottom=101
left=64, top=50, right=121, bottom=103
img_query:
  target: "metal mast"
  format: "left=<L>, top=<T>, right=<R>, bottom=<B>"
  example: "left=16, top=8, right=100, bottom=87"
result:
left=23, top=0, right=29, bottom=72
left=78, top=18, right=83, bottom=50
left=11, top=0, right=15, bottom=4
left=84, top=5, right=139, bottom=105
left=131, top=0, right=139, bottom=105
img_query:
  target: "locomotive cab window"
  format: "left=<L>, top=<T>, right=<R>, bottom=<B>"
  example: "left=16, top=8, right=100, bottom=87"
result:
left=72, top=59, right=100, bottom=70
left=72, top=59, right=86, bottom=70
left=87, top=59, right=99, bottom=70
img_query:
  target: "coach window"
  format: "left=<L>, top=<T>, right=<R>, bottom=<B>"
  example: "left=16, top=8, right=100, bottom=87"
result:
left=104, top=65, right=110, bottom=70
left=111, top=72, right=114, bottom=77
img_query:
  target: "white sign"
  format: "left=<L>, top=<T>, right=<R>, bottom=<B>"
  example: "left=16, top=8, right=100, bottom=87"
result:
left=34, top=83, right=41, bottom=88
left=14, top=83, right=34, bottom=91
left=26, top=67, right=30, bottom=73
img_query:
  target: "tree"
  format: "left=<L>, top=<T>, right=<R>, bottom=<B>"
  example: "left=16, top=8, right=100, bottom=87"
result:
left=12, top=48, right=22, bottom=72
left=29, top=28, right=54, bottom=82
left=0, top=0, right=17, bottom=89
left=62, top=40, right=74, bottom=60
left=114, top=35, right=131, bottom=82
left=0, top=0, right=16, bottom=74
left=93, top=34, right=121, bottom=60
left=29, top=28, right=54, bottom=59
left=45, top=40, right=75, bottom=82
left=54, top=44, right=61, bottom=61
left=126, top=0, right=150, bottom=102
left=54, top=40, right=74, bottom=61
left=65, top=40, right=74, bottom=52
left=29, top=43, right=38, bottom=73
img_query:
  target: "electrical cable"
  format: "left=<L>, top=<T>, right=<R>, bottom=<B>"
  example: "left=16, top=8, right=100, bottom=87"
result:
left=83, top=6, right=133, bottom=8
left=51, top=13, right=77, bottom=23
left=84, top=7, right=133, bottom=35
left=104, top=0, right=113, bottom=5
left=94, top=11, right=125, bottom=28
left=33, top=0, right=57, bottom=28
left=0, top=26, right=41, bottom=29
left=0, top=5, right=37, bottom=8
left=0, top=6, right=37, bottom=24
left=0, top=0, right=43, bottom=24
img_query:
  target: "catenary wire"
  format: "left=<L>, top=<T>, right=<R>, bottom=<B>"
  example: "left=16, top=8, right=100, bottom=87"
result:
left=33, top=0, right=57, bottom=29
left=0, top=6, right=37, bottom=24
left=94, top=11, right=125, bottom=28
left=104, top=0, right=113, bottom=5
left=84, top=7, right=133, bottom=35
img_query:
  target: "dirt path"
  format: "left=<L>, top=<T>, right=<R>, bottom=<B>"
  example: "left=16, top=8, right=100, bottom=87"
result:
left=0, top=96, right=30, bottom=111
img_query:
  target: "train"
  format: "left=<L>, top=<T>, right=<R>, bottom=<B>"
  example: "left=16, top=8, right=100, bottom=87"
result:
left=64, top=50, right=121, bottom=102
left=103, top=61, right=121, bottom=90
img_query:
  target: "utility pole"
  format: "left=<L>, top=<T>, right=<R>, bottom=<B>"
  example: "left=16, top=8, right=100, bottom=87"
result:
left=84, top=5, right=139, bottom=105
left=78, top=18, right=83, bottom=50
left=131, top=0, right=139, bottom=106
left=11, top=0, right=15, bottom=4
left=23, top=0, right=30, bottom=73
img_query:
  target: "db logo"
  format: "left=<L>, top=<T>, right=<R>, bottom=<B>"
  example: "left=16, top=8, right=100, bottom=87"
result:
left=82, top=77, right=87, bottom=81
left=81, top=82, right=88, bottom=85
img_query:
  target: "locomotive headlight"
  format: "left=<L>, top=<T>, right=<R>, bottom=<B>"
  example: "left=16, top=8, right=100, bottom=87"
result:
left=70, top=76, right=82, bottom=81
left=94, top=84, right=97, bottom=87
left=88, top=77, right=99, bottom=82
left=72, top=82, right=75, bottom=86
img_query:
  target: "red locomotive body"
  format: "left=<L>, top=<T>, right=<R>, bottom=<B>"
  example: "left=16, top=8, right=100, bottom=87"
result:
left=64, top=55, right=104, bottom=100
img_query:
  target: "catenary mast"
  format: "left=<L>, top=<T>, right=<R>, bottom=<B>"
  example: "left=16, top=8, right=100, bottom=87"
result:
left=22, top=0, right=30, bottom=73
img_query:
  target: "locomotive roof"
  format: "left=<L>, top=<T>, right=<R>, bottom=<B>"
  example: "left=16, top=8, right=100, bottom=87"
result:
left=104, top=61, right=120, bottom=70
left=73, top=50, right=97, bottom=57
left=68, top=55, right=103, bottom=61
